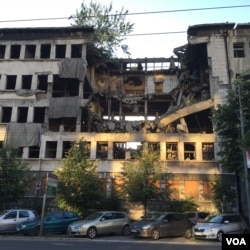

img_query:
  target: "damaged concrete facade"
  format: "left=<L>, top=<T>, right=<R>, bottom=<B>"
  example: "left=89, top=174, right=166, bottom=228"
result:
left=0, top=23, right=249, bottom=214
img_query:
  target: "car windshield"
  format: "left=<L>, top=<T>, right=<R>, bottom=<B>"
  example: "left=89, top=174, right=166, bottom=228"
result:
left=85, top=212, right=103, bottom=220
left=204, top=215, right=223, bottom=224
left=142, top=213, right=165, bottom=222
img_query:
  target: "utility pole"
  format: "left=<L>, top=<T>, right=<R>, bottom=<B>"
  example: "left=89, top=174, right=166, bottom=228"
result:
left=237, top=81, right=250, bottom=227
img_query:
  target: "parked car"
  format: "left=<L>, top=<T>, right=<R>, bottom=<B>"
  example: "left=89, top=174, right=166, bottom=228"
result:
left=67, top=211, right=131, bottom=239
left=130, top=212, right=193, bottom=240
left=0, top=209, right=37, bottom=234
left=193, top=213, right=248, bottom=242
left=16, top=211, right=80, bottom=236
left=184, top=211, right=210, bottom=225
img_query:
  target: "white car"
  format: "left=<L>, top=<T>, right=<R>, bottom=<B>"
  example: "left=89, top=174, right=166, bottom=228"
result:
left=193, top=214, right=248, bottom=242
left=0, top=209, right=37, bottom=233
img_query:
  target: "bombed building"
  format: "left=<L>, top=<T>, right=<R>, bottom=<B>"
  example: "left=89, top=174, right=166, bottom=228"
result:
left=0, top=23, right=249, bottom=214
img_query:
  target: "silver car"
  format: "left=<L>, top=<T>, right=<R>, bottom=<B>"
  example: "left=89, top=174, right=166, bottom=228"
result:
left=193, top=213, right=248, bottom=242
left=67, top=211, right=131, bottom=239
left=0, top=209, right=37, bottom=233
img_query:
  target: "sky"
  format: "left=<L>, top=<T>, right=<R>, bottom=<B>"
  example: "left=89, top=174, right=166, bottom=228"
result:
left=1, top=0, right=250, bottom=58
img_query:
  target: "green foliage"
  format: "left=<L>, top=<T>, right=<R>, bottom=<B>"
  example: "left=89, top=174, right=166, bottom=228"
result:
left=211, top=174, right=237, bottom=213
left=212, top=71, right=250, bottom=174
left=166, top=198, right=199, bottom=213
left=54, top=138, right=105, bottom=216
left=119, top=148, right=171, bottom=212
left=0, top=147, right=31, bottom=210
left=73, top=0, right=134, bottom=64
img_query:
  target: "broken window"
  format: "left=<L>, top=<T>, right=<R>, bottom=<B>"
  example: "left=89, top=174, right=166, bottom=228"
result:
left=28, top=146, right=40, bottom=158
left=71, top=44, right=82, bottom=58
left=52, top=75, right=79, bottom=97
left=45, top=141, right=57, bottom=158
left=166, top=143, right=178, bottom=160
left=113, top=142, right=126, bottom=159
left=233, top=42, right=245, bottom=58
left=202, top=143, right=214, bottom=161
left=40, top=44, right=51, bottom=59
left=154, top=82, right=163, bottom=94
left=55, top=44, right=66, bottom=58
left=37, top=75, right=48, bottom=91
left=0, top=45, right=6, bottom=59
left=48, top=118, right=76, bottom=132
left=96, top=141, right=108, bottom=159
left=62, top=141, right=72, bottom=158
left=1, top=107, right=12, bottom=123
left=0, top=141, right=3, bottom=149
left=184, top=142, right=196, bottom=160
left=10, top=45, right=21, bottom=59
left=17, top=107, right=28, bottom=123
left=148, top=142, right=160, bottom=155
left=25, top=45, right=36, bottom=59
left=33, top=107, right=45, bottom=123
left=6, top=75, right=17, bottom=89
left=22, top=75, right=32, bottom=89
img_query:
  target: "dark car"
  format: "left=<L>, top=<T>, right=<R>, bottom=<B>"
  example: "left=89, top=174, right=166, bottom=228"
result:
left=130, top=212, right=193, bottom=240
left=184, top=211, right=210, bottom=225
left=16, top=211, right=80, bottom=236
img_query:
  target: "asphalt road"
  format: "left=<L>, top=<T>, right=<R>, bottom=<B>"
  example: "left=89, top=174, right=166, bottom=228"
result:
left=0, top=234, right=221, bottom=250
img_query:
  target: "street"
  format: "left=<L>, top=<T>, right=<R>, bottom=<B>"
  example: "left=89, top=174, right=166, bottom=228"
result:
left=0, top=235, right=221, bottom=250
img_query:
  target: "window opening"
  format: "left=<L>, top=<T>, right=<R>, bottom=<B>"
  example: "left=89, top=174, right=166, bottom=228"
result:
left=22, top=75, right=32, bottom=89
left=166, top=143, right=178, bottom=160
left=37, top=75, right=48, bottom=91
left=55, top=44, right=66, bottom=58
left=10, top=45, right=21, bottom=59
left=148, top=142, right=160, bottom=155
left=62, top=141, right=72, bottom=158
left=25, top=45, right=36, bottom=59
left=233, top=42, right=245, bottom=58
left=40, top=44, right=51, bottom=59
left=29, top=146, right=40, bottom=158
left=96, top=141, right=108, bottom=159
left=184, top=142, right=196, bottom=160
left=45, top=141, right=57, bottom=158
left=1, top=107, right=12, bottom=123
left=113, top=142, right=126, bottom=159
left=71, top=44, right=82, bottom=58
left=202, top=143, right=214, bottom=161
left=6, top=75, right=17, bottom=89
left=0, top=45, right=6, bottom=59
left=17, top=107, right=28, bottom=123
left=33, top=107, right=45, bottom=123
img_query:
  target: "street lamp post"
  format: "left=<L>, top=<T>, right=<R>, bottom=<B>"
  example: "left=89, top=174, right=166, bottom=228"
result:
left=237, top=81, right=250, bottom=227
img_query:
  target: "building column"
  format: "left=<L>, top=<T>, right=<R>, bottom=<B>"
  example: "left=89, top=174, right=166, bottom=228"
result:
left=20, top=45, right=25, bottom=59
left=108, top=141, right=113, bottom=160
left=0, top=75, right=6, bottom=90
left=15, top=75, right=22, bottom=89
left=65, top=43, right=71, bottom=58
left=10, top=107, right=18, bottom=122
left=160, top=141, right=166, bottom=161
left=56, top=140, right=63, bottom=159
left=90, top=141, right=96, bottom=160
left=27, top=107, right=34, bottom=122
left=4, top=45, right=11, bottom=59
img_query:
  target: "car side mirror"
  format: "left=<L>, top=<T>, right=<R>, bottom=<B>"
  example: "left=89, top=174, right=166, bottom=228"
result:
left=224, top=220, right=229, bottom=224
left=101, top=217, right=106, bottom=221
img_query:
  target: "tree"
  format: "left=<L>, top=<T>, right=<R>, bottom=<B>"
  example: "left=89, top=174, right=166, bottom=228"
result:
left=73, top=0, right=134, bottom=65
left=119, top=147, right=171, bottom=213
left=212, top=71, right=250, bottom=174
left=54, top=138, right=105, bottom=216
left=0, top=147, right=31, bottom=210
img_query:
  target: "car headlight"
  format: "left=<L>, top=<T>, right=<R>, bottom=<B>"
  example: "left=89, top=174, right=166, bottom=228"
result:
left=142, top=225, right=151, bottom=230
left=204, top=227, right=217, bottom=232
left=21, top=225, right=27, bottom=228
left=75, top=225, right=85, bottom=230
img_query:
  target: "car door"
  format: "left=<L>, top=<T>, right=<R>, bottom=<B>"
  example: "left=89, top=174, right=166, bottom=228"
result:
left=44, top=212, right=65, bottom=233
left=110, top=212, right=125, bottom=233
left=222, top=215, right=244, bottom=234
left=97, top=212, right=114, bottom=234
left=18, top=210, right=31, bottom=224
left=159, top=214, right=174, bottom=237
left=0, top=210, right=18, bottom=232
left=173, top=214, right=187, bottom=236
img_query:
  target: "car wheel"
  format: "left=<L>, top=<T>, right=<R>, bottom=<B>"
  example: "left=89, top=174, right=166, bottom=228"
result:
left=217, top=231, right=223, bottom=242
left=87, top=227, right=97, bottom=239
left=122, top=225, right=130, bottom=235
left=151, top=229, right=160, bottom=240
left=184, top=227, right=192, bottom=239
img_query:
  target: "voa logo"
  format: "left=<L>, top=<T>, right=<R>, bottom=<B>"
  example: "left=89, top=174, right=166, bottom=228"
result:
left=226, top=238, right=246, bottom=246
